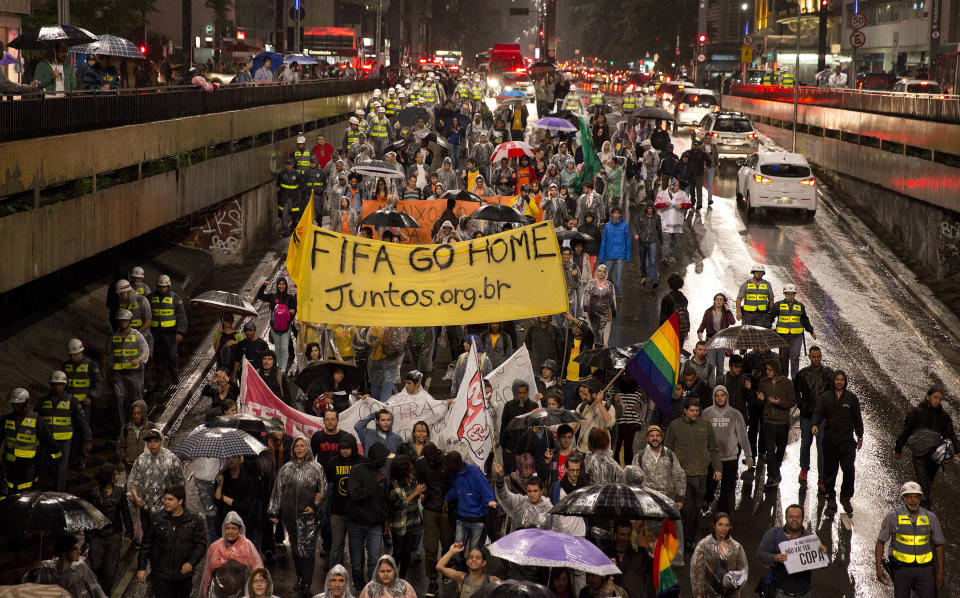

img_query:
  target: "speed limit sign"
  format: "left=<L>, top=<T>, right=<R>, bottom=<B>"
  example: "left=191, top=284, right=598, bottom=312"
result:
left=849, top=12, right=866, bottom=29
left=697, top=53, right=706, bottom=63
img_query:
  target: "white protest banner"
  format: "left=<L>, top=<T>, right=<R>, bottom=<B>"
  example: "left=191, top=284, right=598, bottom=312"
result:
left=444, top=341, right=493, bottom=466
left=782, top=534, right=830, bottom=574
left=486, top=345, right=540, bottom=436
left=339, top=394, right=451, bottom=447
left=239, top=358, right=328, bottom=440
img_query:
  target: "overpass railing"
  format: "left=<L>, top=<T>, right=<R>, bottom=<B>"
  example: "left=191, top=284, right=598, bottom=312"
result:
left=728, top=83, right=960, bottom=124
left=0, top=79, right=379, bottom=142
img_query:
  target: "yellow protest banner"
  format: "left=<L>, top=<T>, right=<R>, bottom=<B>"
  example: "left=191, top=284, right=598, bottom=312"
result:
left=286, top=221, right=569, bottom=326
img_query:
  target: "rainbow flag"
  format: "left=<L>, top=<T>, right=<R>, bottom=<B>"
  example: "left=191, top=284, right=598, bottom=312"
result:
left=626, top=313, right=681, bottom=414
left=653, top=518, right=680, bottom=597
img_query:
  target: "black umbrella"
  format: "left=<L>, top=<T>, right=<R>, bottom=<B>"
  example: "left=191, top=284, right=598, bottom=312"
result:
left=589, top=103, right=615, bottom=116
left=574, top=343, right=645, bottom=371
left=8, top=25, right=96, bottom=50
left=628, top=105, right=674, bottom=120
left=556, top=229, right=593, bottom=242
left=397, top=106, right=431, bottom=128
left=385, top=139, right=409, bottom=153
left=208, top=413, right=284, bottom=438
left=439, top=189, right=482, bottom=203
left=295, top=360, right=362, bottom=394
left=503, top=408, right=581, bottom=435
left=549, top=483, right=681, bottom=520
left=472, top=580, right=554, bottom=598
left=0, top=491, right=108, bottom=534
left=190, top=290, right=258, bottom=317
left=360, top=209, right=420, bottom=229
left=437, top=112, right=470, bottom=134
left=469, top=203, right=526, bottom=224
left=705, top=325, right=789, bottom=352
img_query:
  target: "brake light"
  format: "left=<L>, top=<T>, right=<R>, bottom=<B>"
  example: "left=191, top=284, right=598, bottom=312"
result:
left=753, top=174, right=773, bottom=183
left=748, top=133, right=758, bottom=139
left=677, top=103, right=686, bottom=111
left=799, top=177, right=816, bottom=186
left=515, top=67, right=527, bottom=74
left=419, top=58, right=426, bottom=64
left=707, top=131, right=719, bottom=137
left=714, top=105, right=721, bottom=112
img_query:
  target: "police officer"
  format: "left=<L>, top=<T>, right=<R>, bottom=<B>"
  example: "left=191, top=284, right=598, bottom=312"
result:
left=562, top=85, right=582, bottom=112
left=366, top=87, right=383, bottom=113
left=470, top=77, right=484, bottom=102
left=642, top=86, right=658, bottom=107
left=343, top=117, right=362, bottom=154
left=115, top=279, right=153, bottom=353
left=129, top=266, right=151, bottom=296
left=303, top=155, right=326, bottom=220
left=349, top=132, right=375, bottom=162
left=621, top=87, right=637, bottom=113
left=292, top=133, right=311, bottom=176
left=1, top=388, right=60, bottom=496
left=39, top=371, right=92, bottom=490
left=369, top=106, right=392, bottom=158
left=421, top=77, right=438, bottom=107
left=384, top=87, right=398, bottom=119
left=148, top=274, right=188, bottom=392
left=736, top=264, right=774, bottom=327
left=63, top=338, right=101, bottom=470
left=589, top=84, right=603, bottom=107
left=772, top=283, right=816, bottom=378
left=276, top=158, right=302, bottom=236
left=105, top=309, right=150, bottom=430
left=875, top=481, right=945, bottom=598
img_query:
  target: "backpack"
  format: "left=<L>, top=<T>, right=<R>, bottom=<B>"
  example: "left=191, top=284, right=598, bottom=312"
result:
left=272, top=303, right=291, bottom=332
left=379, top=327, right=406, bottom=357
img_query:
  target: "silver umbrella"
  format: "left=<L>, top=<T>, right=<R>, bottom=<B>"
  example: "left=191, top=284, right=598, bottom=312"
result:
left=704, top=325, right=789, bottom=352
left=548, top=483, right=681, bottom=520
left=190, top=290, right=258, bottom=317
left=350, top=159, right=405, bottom=179
left=174, top=426, right=267, bottom=459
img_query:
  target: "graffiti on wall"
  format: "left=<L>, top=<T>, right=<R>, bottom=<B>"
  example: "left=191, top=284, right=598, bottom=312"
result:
left=177, top=198, right=243, bottom=261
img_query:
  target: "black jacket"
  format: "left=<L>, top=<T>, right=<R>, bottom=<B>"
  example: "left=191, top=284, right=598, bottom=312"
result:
left=793, top=365, right=834, bottom=419
left=347, top=459, right=387, bottom=525
left=88, top=485, right=132, bottom=538
left=813, top=389, right=864, bottom=446
left=721, top=371, right=752, bottom=422
left=414, top=457, right=449, bottom=512
left=895, top=400, right=960, bottom=454
left=138, top=508, right=206, bottom=580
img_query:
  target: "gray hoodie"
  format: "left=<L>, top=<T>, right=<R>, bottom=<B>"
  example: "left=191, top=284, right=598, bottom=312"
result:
left=701, top=385, right=752, bottom=462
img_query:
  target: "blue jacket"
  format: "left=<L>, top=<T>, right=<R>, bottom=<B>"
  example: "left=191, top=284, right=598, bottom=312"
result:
left=445, top=463, right=495, bottom=518
left=597, top=219, right=631, bottom=263
left=354, top=411, right=403, bottom=455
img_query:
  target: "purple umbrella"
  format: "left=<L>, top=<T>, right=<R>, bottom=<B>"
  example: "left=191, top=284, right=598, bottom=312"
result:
left=488, top=528, right=621, bottom=575
left=532, top=116, right=577, bottom=132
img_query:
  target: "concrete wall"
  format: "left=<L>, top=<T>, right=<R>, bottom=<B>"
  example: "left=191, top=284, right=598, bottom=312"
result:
left=0, top=92, right=370, bottom=295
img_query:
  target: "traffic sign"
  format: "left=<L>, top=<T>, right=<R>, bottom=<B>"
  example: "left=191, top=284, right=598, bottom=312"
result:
left=697, top=53, right=706, bottom=62
left=850, top=30, right=866, bottom=48
left=741, top=46, right=753, bottom=64
left=204, top=24, right=214, bottom=35
left=743, top=35, right=753, bottom=46
left=849, top=12, right=866, bottom=29
left=932, top=30, right=941, bottom=40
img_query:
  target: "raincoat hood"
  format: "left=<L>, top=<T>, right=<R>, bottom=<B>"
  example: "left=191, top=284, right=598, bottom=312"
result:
left=319, top=564, right=355, bottom=598
left=366, top=554, right=406, bottom=594
left=130, top=399, right=149, bottom=427
left=221, top=510, right=246, bottom=539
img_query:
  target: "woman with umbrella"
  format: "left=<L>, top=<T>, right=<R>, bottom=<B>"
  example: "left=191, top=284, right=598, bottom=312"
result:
left=268, top=438, right=326, bottom=597
left=436, top=543, right=497, bottom=598
left=591, top=115, right=610, bottom=148
left=690, top=512, right=749, bottom=598
left=34, top=534, right=107, bottom=598
left=199, top=512, right=263, bottom=598
left=213, top=315, right=243, bottom=372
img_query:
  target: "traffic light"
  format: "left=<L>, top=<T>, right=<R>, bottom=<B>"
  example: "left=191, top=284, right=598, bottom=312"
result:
left=821, top=0, right=828, bottom=5
left=139, top=44, right=146, bottom=55
left=539, top=30, right=544, bottom=38
left=697, top=34, right=707, bottom=44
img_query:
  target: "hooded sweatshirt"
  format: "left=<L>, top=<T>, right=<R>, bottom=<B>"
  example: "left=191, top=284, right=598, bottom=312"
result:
left=701, top=385, right=752, bottom=462
left=117, top=399, right=154, bottom=464
left=315, top=564, right=356, bottom=598
left=201, top=511, right=263, bottom=598
left=757, top=359, right=796, bottom=425
left=347, top=443, right=389, bottom=526
left=358, top=555, right=417, bottom=598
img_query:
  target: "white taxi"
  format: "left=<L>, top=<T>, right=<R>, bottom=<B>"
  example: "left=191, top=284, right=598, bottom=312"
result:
left=736, top=151, right=817, bottom=219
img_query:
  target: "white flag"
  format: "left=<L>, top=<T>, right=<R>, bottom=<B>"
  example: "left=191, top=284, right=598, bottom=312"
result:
left=444, top=340, right=492, bottom=466
left=486, top=345, right=541, bottom=437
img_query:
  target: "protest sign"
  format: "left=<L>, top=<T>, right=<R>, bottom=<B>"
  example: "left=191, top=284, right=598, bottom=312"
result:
left=782, top=534, right=830, bottom=574
left=339, top=394, right=450, bottom=446
left=238, top=359, right=331, bottom=440
left=486, top=345, right=541, bottom=436
left=286, top=221, right=568, bottom=326
left=360, top=196, right=541, bottom=244
left=444, top=341, right=493, bottom=466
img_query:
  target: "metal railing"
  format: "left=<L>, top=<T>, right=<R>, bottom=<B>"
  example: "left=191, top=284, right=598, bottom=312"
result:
left=0, top=79, right=379, bottom=142
left=729, top=83, right=960, bottom=124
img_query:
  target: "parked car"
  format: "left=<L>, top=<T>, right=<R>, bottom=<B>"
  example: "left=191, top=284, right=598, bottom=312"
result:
left=671, top=88, right=719, bottom=132
left=736, top=151, right=817, bottom=219
left=696, top=112, right=759, bottom=159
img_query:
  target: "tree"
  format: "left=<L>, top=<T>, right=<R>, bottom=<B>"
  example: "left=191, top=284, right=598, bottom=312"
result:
left=24, top=0, right=158, bottom=42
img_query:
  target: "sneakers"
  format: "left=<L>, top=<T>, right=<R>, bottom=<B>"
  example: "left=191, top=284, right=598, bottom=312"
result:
left=798, top=469, right=808, bottom=483
left=640, top=277, right=648, bottom=286
left=840, top=498, right=853, bottom=515
left=426, top=579, right=439, bottom=597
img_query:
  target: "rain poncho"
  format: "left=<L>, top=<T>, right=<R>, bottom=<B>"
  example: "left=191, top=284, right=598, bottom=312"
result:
left=358, top=555, right=417, bottom=598
left=495, top=477, right=554, bottom=532
left=314, top=564, right=356, bottom=598
left=201, top=512, right=263, bottom=597
left=127, top=441, right=185, bottom=515
left=34, top=559, right=107, bottom=598
left=690, top=535, right=749, bottom=598
left=583, top=449, right=625, bottom=485
left=267, top=440, right=327, bottom=559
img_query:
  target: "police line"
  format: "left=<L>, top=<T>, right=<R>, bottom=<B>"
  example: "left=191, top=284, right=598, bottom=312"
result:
left=286, top=220, right=569, bottom=326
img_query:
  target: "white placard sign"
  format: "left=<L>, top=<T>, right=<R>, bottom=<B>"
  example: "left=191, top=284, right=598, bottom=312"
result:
left=782, top=534, right=830, bottom=574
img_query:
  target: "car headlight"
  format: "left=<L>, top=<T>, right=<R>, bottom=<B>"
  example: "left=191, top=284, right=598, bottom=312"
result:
left=527, top=85, right=535, bottom=93
left=487, top=77, right=498, bottom=88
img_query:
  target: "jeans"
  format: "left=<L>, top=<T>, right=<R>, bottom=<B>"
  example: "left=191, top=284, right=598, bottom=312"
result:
left=391, top=528, right=420, bottom=578
left=707, top=348, right=726, bottom=377
left=747, top=403, right=764, bottom=459
left=605, top=258, right=626, bottom=296
left=764, top=422, right=790, bottom=483
left=270, top=328, right=291, bottom=372
left=778, top=334, right=804, bottom=379
left=688, top=176, right=703, bottom=208
left=511, top=128, right=525, bottom=141
left=348, top=522, right=383, bottom=591
left=798, top=417, right=825, bottom=474
left=367, top=354, right=402, bottom=403
left=329, top=513, right=348, bottom=568
left=455, top=519, right=485, bottom=553
left=195, top=479, right=219, bottom=542
left=681, top=474, right=707, bottom=549
left=88, top=533, right=121, bottom=593
left=449, top=143, right=461, bottom=169
left=715, top=459, right=740, bottom=514
left=638, top=242, right=658, bottom=282
left=422, top=508, right=454, bottom=580
left=663, top=231, right=683, bottom=260
left=704, top=167, right=715, bottom=204
left=822, top=439, right=856, bottom=501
